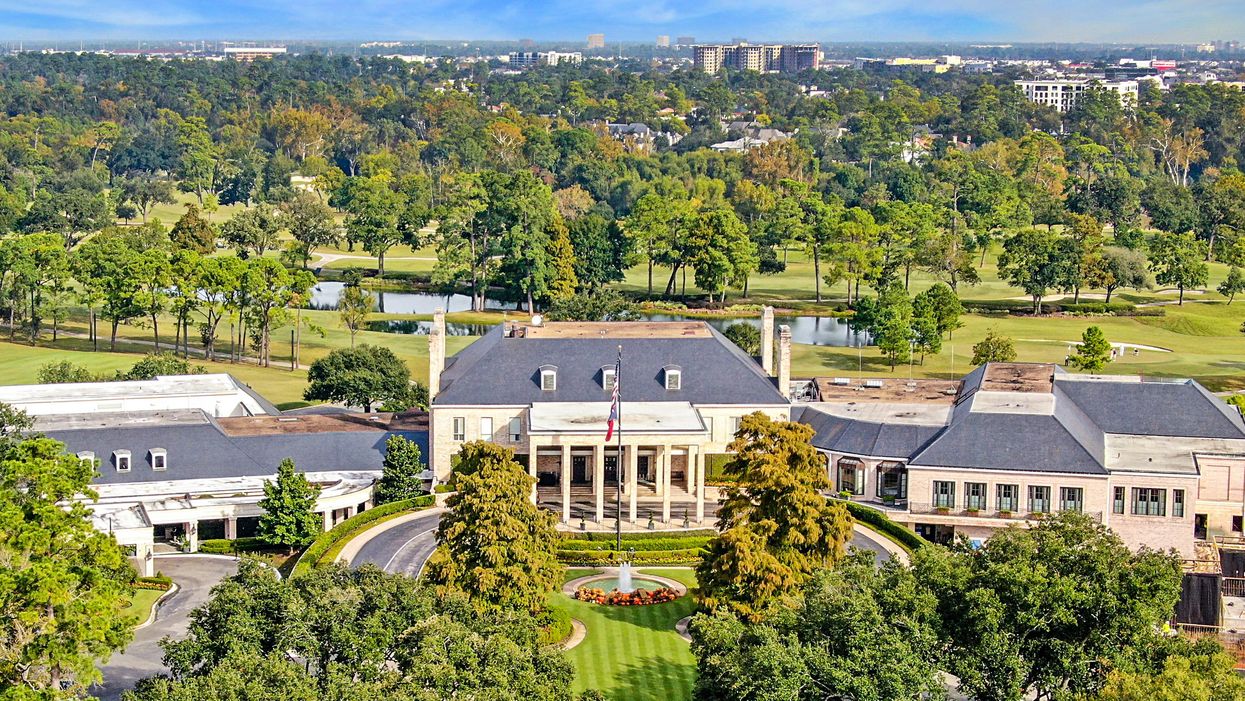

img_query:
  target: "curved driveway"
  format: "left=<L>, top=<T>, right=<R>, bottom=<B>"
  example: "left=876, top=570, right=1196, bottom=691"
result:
left=94, top=555, right=240, bottom=701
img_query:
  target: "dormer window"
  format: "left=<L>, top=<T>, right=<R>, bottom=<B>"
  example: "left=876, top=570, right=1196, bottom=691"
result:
left=150, top=448, right=167, bottom=471
left=540, top=365, right=558, bottom=391
left=602, top=366, right=617, bottom=391
left=664, top=365, right=682, bottom=391
left=113, top=450, right=131, bottom=473
left=77, top=451, right=95, bottom=467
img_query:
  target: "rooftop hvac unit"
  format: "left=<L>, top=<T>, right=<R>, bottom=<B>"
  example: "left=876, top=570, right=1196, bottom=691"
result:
left=865, top=379, right=884, bottom=389
left=832, top=377, right=850, bottom=385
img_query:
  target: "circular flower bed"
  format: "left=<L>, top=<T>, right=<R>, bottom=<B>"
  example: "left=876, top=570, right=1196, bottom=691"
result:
left=574, top=586, right=680, bottom=606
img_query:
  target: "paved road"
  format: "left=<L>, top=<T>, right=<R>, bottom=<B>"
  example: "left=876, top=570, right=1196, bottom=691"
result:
left=93, top=556, right=239, bottom=701
left=348, top=509, right=896, bottom=577
left=350, top=510, right=444, bottom=577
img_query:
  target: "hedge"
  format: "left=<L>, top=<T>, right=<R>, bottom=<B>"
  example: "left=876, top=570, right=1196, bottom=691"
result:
left=961, top=299, right=1164, bottom=317
left=293, top=494, right=436, bottom=576
left=840, top=500, right=928, bottom=553
left=559, top=536, right=714, bottom=552
left=704, top=454, right=735, bottom=484
left=133, top=574, right=173, bottom=591
left=556, top=547, right=705, bottom=566
left=197, top=536, right=277, bottom=555
left=536, top=606, right=573, bottom=646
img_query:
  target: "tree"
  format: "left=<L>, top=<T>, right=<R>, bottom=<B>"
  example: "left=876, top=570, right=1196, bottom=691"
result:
left=303, top=345, right=411, bottom=412
left=547, top=224, right=579, bottom=301
left=256, top=458, right=321, bottom=552
left=997, top=228, right=1066, bottom=313
left=337, top=284, right=373, bottom=348
left=0, top=435, right=136, bottom=696
left=373, top=435, right=426, bottom=505
left=872, top=286, right=916, bottom=370
left=1096, top=636, right=1245, bottom=701
left=1148, top=231, right=1209, bottom=304
left=221, top=204, right=285, bottom=259
left=1101, top=247, right=1152, bottom=303
left=344, top=176, right=405, bottom=278
left=169, top=203, right=217, bottom=254
left=119, top=175, right=175, bottom=224
left=913, top=282, right=963, bottom=338
left=971, top=329, right=1018, bottom=365
left=1218, top=266, right=1245, bottom=304
left=241, top=257, right=293, bottom=367
left=1069, top=325, right=1113, bottom=373
left=696, top=413, right=852, bottom=621
left=282, top=191, right=338, bottom=268
left=72, top=230, right=146, bottom=350
left=687, top=208, right=757, bottom=304
left=37, top=360, right=97, bottom=384
left=691, top=553, right=944, bottom=701
left=722, top=323, right=761, bottom=356
left=118, top=351, right=205, bottom=380
left=425, top=441, right=564, bottom=613
left=913, top=512, right=1183, bottom=701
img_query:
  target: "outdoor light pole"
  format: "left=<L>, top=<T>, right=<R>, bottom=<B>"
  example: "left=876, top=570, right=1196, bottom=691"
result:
left=615, top=344, right=623, bottom=553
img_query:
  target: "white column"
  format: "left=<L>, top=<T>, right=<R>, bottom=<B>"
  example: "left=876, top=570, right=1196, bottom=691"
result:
left=346, top=505, right=357, bottom=519
left=593, top=444, right=605, bottom=523
left=661, top=445, right=672, bottom=523
left=561, top=444, right=572, bottom=524
left=135, top=543, right=155, bottom=577
left=685, top=447, right=695, bottom=494
left=528, top=435, right=538, bottom=504
left=695, top=450, right=706, bottom=524
left=186, top=522, right=199, bottom=552
left=323, top=510, right=332, bottom=531
left=628, top=446, right=639, bottom=524
left=224, top=517, right=237, bottom=540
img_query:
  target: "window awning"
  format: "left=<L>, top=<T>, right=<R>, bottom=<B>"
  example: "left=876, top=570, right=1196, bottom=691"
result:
left=528, top=401, right=706, bottom=435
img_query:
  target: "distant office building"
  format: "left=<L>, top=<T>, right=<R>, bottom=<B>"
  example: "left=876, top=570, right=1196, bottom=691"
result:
left=509, top=51, right=541, bottom=68
left=676, top=36, right=696, bottom=46
left=694, top=43, right=819, bottom=73
left=222, top=45, right=286, bottom=61
left=1016, top=78, right=1139, bottom=112
left=587, top=33, right=606, bottom=49
left=656, top=35, right=670, bottom=48
left=508, top=51, right=582, bottom=69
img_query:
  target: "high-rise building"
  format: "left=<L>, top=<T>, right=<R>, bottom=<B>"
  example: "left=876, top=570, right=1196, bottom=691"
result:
left=656, top=35, right=670, bottom=48
left=587, top=33, right=605, bottom=49
left=693, top=43, right=819, bottom=73
left=1015, top=78, right=1139, bottom=112
left=676, top=36, right=696, bottom=46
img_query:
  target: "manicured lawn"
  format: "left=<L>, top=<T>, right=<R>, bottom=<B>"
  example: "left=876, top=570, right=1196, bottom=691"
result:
left=123, top=588, right=165, bottom=626
left=552, top=567, right=698, bottom=701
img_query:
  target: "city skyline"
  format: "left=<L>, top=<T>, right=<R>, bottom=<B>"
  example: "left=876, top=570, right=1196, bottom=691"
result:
left=2, top=0, right=1244, bottom=44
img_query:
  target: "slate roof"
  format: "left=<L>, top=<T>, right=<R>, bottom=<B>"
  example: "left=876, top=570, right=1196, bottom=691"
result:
left=44, top=412, right=428, bottom=486
left=909, top=412, right=1107, bottom=474
left=1054, top=378, right=1245, bottom=439
left=434, top=323, right=787, bottom=406
left=800, top=407, right=943, bottom=459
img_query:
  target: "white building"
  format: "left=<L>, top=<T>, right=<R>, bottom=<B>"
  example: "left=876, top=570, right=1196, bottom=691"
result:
left=1015, top=78, right=1139, bottom=112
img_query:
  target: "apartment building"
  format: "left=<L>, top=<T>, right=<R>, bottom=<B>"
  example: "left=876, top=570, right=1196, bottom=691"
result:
left=693, top=43, right=819, bottom=73
left=1016, top=78, right=1140, bottom=112
left=586, top=33, right=605, bottom=50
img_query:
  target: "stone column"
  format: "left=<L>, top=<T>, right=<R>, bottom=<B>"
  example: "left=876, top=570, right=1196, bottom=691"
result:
left=661, top=446, right=672, bottom=523
left=346, top=505, right=356, bottom=519
left=428, top=308, right=446, bottom=401
left=686, top=446, right=696, bottom=494
left=761, top=305, right=775, bottom=375
left=655, top=446, right=666, bottom=496
left=561, top=444, right=572, bottom=524
left=528, top=438, right=539, bottom=504
left=778, top=324, right=792, bottom=399
left=628, top=446, right=639, bottom=524
left=186, top=522, right=199, bottom=553
left=593, top=444, right=605, bottom=523
left=224, top=517, right=237, bottom=540
left=695, top=450, right=706, bottom=524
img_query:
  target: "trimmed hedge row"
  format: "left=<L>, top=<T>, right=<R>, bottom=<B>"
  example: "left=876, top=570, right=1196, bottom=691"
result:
left=962, top=299, right=1164, bottom=317
left=559, top=536, right=714, bottom=552
left=569, top=528, right=716, bottom=543
left=536, top=606, right=573, bottom=646
left=133, top=574, right=173, bottom=591
left=840, top=500, right=928, bottom=553
left=293, top=494, right=436, bottom=576
left=556, top=547, right=705, bottom=566
left=197, top=537, right=277, bottom=555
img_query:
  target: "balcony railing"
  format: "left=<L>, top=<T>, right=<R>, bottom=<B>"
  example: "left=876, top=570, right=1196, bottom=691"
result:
left=906, top=501, right=1102, bottom=523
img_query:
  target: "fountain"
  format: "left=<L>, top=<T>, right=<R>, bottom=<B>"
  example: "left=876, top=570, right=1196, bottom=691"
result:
left=616, top=561, right=635, bottom=594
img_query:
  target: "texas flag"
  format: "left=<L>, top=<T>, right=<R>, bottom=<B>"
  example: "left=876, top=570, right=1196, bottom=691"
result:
left=605, top=349, right=621, bottom=441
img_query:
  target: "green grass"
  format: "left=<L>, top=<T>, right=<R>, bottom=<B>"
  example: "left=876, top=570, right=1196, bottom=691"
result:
left=123, top=588, right=165, bottom=626
left=551, top=567, right=698, bottom=701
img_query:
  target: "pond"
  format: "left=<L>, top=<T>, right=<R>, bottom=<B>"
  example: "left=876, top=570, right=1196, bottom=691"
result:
left=313, top=284, right=871, bottom=346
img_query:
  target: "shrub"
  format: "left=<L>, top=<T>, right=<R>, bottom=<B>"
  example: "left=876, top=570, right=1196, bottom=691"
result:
left=134, top=574, right=173, bottom=591
left=556, top=547, right=705, bottom=566
left=571, top=528, right=717, bottom=542
left=535, top=606, right=573, bottom=645
left=704, top=453, right=735, bottom=484
left=842, top=501, right=929, bottom=553
left=293, top=494, right=436, bottom=575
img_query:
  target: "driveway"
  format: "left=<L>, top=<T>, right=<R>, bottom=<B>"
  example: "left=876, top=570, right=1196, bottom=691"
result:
left=350, top=509, right=444, bottom=577
left=93, top=555, right=239, bottom=701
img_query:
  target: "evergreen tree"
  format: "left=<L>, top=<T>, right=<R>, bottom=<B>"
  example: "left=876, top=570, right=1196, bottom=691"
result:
left=547, top=223, right=579, bottom=302
left=169, top=203, right=217, bottom=254
left=425, top=442, right=563, bottom=613
left=374, top=435, right=426, bottom=504
left=696, top=413, right=853, bottom=621
left=1069, top=325, right=1113, bottom=373
left=913, top=281, right=964, bottom=338
left=257, top=458, right=322, bottom=551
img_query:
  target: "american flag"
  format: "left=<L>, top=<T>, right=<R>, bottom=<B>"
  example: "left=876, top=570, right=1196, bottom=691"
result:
left=605, top=348, right=621, bottom=441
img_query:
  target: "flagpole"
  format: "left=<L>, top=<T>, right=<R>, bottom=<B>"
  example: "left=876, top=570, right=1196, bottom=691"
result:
left=615, top=344, right=623, bottom=554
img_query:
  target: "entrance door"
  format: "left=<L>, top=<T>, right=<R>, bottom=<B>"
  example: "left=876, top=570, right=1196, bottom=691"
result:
left=1194, top=513, right=1208, bottom=540
left=572, top=456, right=588, bottom=483
left=604, top=455, right=618, bottom=484
left=638, top=455, right=652, bottom=482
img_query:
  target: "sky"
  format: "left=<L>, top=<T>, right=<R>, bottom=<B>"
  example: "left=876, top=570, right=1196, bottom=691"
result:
left=2, top=0, right=1244, bottom=44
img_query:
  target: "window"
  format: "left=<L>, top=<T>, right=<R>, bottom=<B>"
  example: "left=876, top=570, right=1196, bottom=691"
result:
left=1113, top=487, right=1125, bottom=514
left=452, top=417, right=465, bottom=442
left=1059, top=487, right=1083, bottom=513
left=539, top=365, right=557, bottom=391
left=997, top=484, right=1019, bottom=512
left=1028, top=485, right=1051, bottom=514
left=837, top=458, right=864, bottom=496
left=150, top=449, right=167, bottom=471
left=480, top=417, right=493, bottom=441
left=1173, top=489, right=1185, bottom=518
left=113, top=450, right=131, bottom=473
left=1234, top=516, right=1243, bottom=533
left=933, top=481, right=955, bottom=509
left=508, top=417, right=521, bottom=442
left=965, top=482, right=987, bottom=511
left=76, top=451, right=95, bottom=467
left=731, top=416, right=742, bottom=435
left=876, top=462, right=907, bottom=499
left=602, top=366, right=616, bottom=391
left=1132, top=488, right=1166, bottom=516
left=664, top=366, right=682, bottom=391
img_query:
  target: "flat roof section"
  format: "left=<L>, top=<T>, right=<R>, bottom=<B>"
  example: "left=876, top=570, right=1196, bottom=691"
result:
left=528, top=401, right=706, bottom=434
left=35, top=410, right=212, bottom=431
left=216, top=411, right=428, bottom=436
left=980, top=363, right=1055, bottom=394
left=813, top=377, right=962, bottom=405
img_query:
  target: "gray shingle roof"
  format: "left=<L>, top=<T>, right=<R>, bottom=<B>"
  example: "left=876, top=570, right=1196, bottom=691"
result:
left=910, top=412, right=1107, bottom=474
left=1054, top=378, right=1245, bottom=439
left=45, top=416, right=428, bottom=486
left=801, top=407, right=943, bottom=459
left=435, top=324, right=786, bottom=406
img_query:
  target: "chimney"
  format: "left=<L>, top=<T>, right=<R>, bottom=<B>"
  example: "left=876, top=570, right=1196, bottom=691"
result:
left=760, top=305, right=775, bottom=375
left=428, top=307, right=446, bottom=401
left=777, top=324, right=792, bottom=399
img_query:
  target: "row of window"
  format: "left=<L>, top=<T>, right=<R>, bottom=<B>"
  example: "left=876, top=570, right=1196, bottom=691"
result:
left=930, top=481, right=1185, bottom=517
left=538, top=366, right=682, bottom=392
left=79, top=449, right=166, bottom=473
left=837, top=459, right=908, bottom=499
left=448, top=415, right=746, bottom=443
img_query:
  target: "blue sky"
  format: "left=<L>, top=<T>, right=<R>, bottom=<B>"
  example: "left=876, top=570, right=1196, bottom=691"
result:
left=2, top=0, right=1243, bottom=43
